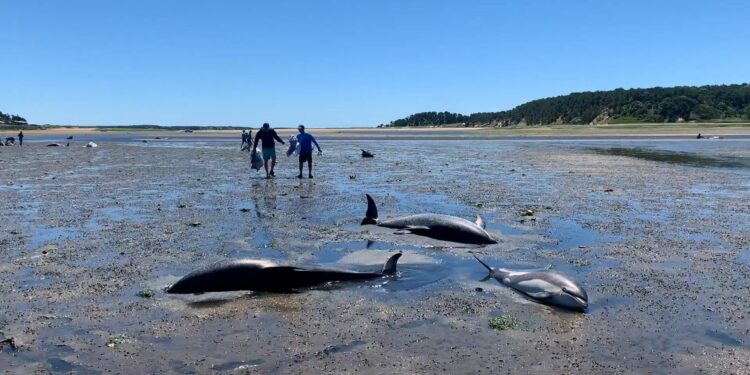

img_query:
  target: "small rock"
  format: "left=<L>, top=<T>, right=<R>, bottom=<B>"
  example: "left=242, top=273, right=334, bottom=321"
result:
left=105, top=334, right=128, bottom=348
left=604, top=188, right=614, bottom=193
left=0, top=337, right=18, bottom=351
left=239, top=208, right=251, bottom=212
left=189, top=222, right=201, bottom=227
left=136, top=289, right=155, bottom=298
left=41, top=244, right=58, bottom=254
left=522, top=209, right=534, bottom=216
left=474, top=287, right=484, bottom=292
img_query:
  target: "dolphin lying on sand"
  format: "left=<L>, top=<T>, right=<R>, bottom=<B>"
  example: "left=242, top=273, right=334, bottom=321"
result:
left=474, top=255, right=588, bottom=311
left=361, top=194, right=497, bottom=245
left=167, top=252, right=402, bottom=294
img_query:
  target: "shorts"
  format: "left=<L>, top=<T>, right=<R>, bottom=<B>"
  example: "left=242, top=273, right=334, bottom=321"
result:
left=262, top=147, right=276, bottom=161
left=299, top=152, right=312, bottom=163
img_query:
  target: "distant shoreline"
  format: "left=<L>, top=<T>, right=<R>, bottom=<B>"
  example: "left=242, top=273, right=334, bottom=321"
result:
left=3, top=123, right=750, bottom=140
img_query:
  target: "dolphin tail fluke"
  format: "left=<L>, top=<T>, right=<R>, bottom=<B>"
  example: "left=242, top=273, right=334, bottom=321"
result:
left=381, top=252, right=402, bottom=275
left=472, top=254, right=493, bottom=273
left=361, top=194, right=379, bottom=225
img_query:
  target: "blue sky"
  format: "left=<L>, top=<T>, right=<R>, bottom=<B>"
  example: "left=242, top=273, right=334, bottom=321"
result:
left=2, top=1, right=749, bottom=127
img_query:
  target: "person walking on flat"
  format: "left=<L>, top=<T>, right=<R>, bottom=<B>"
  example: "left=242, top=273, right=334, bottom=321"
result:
left=295, top=125, right=322, bottom=179
left=17, top=131, right=23, bottom=146
left=252, top=123, right=285, bottom=178
left=241, top=130, right=248, bottom=150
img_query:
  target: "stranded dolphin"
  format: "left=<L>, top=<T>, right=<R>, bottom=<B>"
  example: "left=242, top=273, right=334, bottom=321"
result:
left=361, top=194, right=497, bottom=245
left=474, top=255, right=588, bottom=311
left=166, top=252, right=402, bottom=294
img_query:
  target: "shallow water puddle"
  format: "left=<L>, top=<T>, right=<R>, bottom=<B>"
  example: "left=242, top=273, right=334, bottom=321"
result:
left=593, top=147, right=750, bottom=168
left=211, top=359, right=264, bottom=372
left=16, top=267, right=53, bottom=290
left=27, top=226, right=79, bottom=251
left=544, top=217, right=613, bottom=250
left=316, top=241, right=534, bottom=292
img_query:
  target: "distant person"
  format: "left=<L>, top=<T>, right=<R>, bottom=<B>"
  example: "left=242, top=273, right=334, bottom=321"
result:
left=696, top=133, right=703, bottom=139
left=252, top=123, right=285, bottom=178
left=295, top=125, right=322, bottom=179
left=241, top=130, right=248, bottom=150
left=17, top=131, right=23, bottom=146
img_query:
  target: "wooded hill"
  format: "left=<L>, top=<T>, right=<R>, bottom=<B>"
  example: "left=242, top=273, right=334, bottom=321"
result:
left=0, top=111, right=27, bottom=125
left=382, top=84, right=750, bottom=127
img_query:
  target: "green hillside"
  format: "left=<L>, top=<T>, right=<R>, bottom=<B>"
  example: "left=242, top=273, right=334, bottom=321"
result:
left=383, top=84, right=750, bottom=127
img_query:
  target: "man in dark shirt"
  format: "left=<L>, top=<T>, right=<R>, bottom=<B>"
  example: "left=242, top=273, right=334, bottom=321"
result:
left=252, top=123, right=285, bottom=178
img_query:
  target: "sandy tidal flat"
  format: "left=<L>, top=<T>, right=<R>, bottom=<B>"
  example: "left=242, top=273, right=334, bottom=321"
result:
left=1, top=138, right=749, bottom=373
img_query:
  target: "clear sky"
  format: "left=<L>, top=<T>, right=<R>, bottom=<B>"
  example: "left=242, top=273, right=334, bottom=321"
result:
left=2, top=1, right=749, bottom=127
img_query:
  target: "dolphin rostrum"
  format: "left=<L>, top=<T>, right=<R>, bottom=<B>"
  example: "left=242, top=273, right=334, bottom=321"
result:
left=167, top=252, right=402, bottom=294
left=474, top=255, right=589, bottom=311
left=361, top=194, right=497, bottom=245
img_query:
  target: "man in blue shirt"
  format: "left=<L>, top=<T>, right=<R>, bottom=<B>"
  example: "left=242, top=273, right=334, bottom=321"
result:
left=295, top=125, right=322, bottom=179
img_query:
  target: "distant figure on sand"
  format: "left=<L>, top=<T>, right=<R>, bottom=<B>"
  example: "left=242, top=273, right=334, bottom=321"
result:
left=17, top=131, right=23, bottom=146
left=697, top=133, right=703, bottom=139
left=241, top=130, right=248, bottom=150
left=252, top=123, right=285, bottom=179
left=295, top=125, right=322, bottom=179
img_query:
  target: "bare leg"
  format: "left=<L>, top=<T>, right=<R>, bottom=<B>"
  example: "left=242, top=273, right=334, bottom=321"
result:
left=308, top=159, right=313, bottom=177
left=298, top=161, right=303, bottom=177
left=270, top=157, right=276, bottom=176
left=263, top=158, right=269, bottom=178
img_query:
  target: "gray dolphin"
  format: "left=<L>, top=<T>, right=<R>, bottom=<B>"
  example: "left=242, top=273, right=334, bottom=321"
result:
left=361, top=194, right=497, bottom=245
left=474, top=255, right=589, bottom=311
left=167, top=252, right=402, bottom=294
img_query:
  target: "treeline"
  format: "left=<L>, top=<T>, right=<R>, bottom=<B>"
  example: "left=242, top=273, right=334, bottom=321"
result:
left=382, top=84, right=750, bottom=127
left=0, top=111, right=27, bottom=125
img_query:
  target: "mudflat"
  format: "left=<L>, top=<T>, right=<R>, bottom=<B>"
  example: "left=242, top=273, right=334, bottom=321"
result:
left=1, top=137, right=749, bottom=373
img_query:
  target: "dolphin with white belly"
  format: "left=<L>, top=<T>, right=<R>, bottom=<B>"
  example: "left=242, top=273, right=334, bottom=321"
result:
left=474, top=255, right=589, bottom=311
left=361, top=194, right=497, bottom=245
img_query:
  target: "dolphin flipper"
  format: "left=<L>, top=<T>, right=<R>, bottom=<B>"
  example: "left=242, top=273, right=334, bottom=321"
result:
left=475, top=215, right=486, bottom=229
left=394, top=225, right=430, bottom=235
left=514, top=279, right=558, bottom=299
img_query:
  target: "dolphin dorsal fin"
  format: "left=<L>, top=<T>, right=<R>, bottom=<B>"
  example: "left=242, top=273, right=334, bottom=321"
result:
left=475, top=215, right=486, bottom=229
left=381, top=252, right=402, bottom=275
left=361, top=194, right=379, bottom=225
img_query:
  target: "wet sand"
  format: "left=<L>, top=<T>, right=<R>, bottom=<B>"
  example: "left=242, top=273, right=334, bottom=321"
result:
left=1, top=138, right=749, bottom=373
